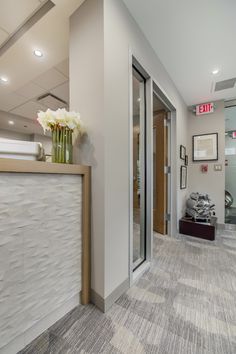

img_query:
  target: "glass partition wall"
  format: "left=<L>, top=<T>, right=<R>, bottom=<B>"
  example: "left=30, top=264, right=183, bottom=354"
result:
left=225, top=105, right=236, bottom=224
left=132, top=67, right=146, bottom=270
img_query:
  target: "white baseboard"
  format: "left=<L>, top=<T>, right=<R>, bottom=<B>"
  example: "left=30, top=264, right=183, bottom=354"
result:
left=91, top=278, right=129, bottom=313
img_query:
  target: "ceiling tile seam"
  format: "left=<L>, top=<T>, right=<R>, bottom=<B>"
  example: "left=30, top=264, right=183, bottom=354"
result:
left=54, top=67, right=68, bottom=80
left=55, top=66, right=69, bottom=79
left=0, top=26, right=9, bottom=36
left=11, top=79, right=68, bottom=111
left=32, top=69, right=68, bottom=91
left=31, top=77, right=69, bottom=95
left=50, top=81, right=69, bottom=93
left=8, top=97, right=45, bottom=114
left=13, top=83, right=47, bottom=100
left=8, top=92, right=66, bottom=115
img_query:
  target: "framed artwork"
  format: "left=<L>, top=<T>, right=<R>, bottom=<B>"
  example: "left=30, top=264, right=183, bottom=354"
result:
left=185, top=155, right=188, bottom=166
left=180, top=145, right=186, bottom=160
left=192, top=133, right=218, bottom=161
left=180, top=165, right=187, bottom=189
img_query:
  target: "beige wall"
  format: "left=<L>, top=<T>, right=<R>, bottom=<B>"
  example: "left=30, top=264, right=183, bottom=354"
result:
left=70, top=0, right=105, bottom=297
left=70, top=0, right=189, bottom=300
left=188, top=100, right=225, bottom=223
left=0, top=129, right=31, bottom=141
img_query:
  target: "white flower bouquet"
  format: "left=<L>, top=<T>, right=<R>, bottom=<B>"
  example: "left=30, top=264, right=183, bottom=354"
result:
left=37, top=108, right=84, bottom=133
left=37, top=108, right=85, bottom=164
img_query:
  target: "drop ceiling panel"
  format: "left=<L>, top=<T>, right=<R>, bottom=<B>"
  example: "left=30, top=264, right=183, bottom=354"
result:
left=0, top=28, right=8, bottom=46
left=0, top=0, right=41, bottom=34
left=51, top=81, right=69, bottom=103
left=38, top=94, right=67, bottom=110
left=15, top=82, right=46, bottom=100
left=0, top=92, right=27, bottom=111
left=0, top=0, right=84, bottom=93
left=55, top=58, right=69, bottom=78
left=33, top=68, right=67, bottom=90
left=11, top=101, right=45, bottom=120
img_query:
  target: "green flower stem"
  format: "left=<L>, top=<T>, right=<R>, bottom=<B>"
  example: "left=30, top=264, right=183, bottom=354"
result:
left=62, top=127, right=65, bottom=163
left=51, top=126, right=73, bottom=164
left=60, top=128, right=62, bottom=163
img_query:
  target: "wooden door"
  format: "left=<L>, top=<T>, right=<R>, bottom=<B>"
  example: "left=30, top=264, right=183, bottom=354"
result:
left=153, top=110, right=168, bottom=234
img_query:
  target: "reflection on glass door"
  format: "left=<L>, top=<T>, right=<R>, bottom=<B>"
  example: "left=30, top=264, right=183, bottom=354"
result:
left=225, top=105, right=236, bottom=224
left=132, top=67, right=146, bottom=270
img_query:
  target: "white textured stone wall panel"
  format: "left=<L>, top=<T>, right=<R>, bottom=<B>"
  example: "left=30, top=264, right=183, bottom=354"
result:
left=0, top=173, right=82, bottom=349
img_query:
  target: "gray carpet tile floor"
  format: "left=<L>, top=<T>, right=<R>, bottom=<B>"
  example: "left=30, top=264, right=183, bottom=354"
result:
left=19, top=229, right=236, bottom=353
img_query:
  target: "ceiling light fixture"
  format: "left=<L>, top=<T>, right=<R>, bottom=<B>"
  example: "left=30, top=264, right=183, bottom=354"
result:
left=212, top=68, right=220, bottom=75
left=8, top=120, right=14, bottom=125
left=34, top=49, right=43, bottom=57
left=0, top=76, right=8, bottom=83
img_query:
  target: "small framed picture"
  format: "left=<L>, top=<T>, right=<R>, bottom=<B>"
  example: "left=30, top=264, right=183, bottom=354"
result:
left=180, top=145, right=186, bottom=160
left=185, top=155, right=188, bottom=166
left=180, top=165, right=187, bottom=189
left=192, top=133, right=218, bottom=161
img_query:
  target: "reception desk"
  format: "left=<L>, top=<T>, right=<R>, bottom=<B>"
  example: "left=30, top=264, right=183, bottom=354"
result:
left=0, top=159, right=91, bottom=354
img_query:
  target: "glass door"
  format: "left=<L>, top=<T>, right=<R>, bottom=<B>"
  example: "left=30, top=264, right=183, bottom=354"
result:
left=132, top=66, right=146, bottom=270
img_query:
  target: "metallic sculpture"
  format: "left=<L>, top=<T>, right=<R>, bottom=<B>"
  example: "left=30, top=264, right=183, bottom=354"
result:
left=225, top=190, right=233, bottom=208
left=186, top=193, right=215, bottom=222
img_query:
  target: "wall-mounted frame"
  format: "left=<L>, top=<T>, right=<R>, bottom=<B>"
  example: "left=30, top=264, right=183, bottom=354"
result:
left=180, top=145, right=186, bottom=160
left=192, top=133, right=218, bottom=161
left=180, top=165, right=187, bottom=189
left=185, top=155, right=188, bottom=166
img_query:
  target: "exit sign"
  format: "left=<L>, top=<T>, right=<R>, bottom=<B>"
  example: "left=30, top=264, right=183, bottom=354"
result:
left=196, top=102, right=214, bottom=115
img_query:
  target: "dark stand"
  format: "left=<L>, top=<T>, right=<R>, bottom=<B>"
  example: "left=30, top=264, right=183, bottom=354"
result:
left=179, top=217, right=217, bottom=241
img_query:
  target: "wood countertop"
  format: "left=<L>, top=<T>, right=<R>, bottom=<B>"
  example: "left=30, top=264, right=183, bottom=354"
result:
left=0, top=158, right=90, bottom=175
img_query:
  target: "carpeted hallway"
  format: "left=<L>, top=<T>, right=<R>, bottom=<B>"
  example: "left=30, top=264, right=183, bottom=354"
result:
left=19, top=229, right=236, bottom=354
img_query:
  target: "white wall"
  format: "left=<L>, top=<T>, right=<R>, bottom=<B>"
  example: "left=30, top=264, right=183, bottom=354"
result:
left=70, top=0, right=189, bottom=301
left=225, top=135, right=236, bottom=207
left=0, top=129, right=31, bottom=141
left=70, top=0, right=105, bottom=298
left=188, top=100, right=225, bottom=223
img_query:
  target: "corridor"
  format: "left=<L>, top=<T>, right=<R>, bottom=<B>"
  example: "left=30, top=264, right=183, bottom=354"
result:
left=20, top=230, right=236, bottom=354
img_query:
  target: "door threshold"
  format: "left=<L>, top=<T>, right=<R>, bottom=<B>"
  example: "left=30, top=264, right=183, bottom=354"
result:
left=132, top=261, right=151, bottom=285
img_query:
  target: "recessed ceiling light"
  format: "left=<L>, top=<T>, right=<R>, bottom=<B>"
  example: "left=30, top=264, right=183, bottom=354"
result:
left=8, top=120, right=14, bottom=125
left=34, top=49, right=43, bottom=57
left=212, top=69, right=220, bottom=75
left=0, top=76, right=8, bottom=83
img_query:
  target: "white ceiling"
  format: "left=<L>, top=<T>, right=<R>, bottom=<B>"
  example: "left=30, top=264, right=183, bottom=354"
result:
left=123, top=0, right=236, bottom=106
left=0, top=0, right=42, bottom=44
left=0, top=59, right=69, bottom=114
left=0, top=0, right=84, bottom=135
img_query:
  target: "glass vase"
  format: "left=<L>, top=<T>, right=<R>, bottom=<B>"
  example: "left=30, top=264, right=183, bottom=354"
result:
left=52, top=126, right=73, bottom=164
